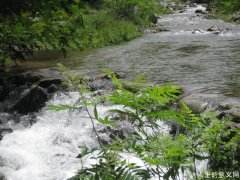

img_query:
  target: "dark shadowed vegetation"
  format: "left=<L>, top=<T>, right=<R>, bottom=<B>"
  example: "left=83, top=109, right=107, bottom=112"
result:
left=0, top=0, right=170, bottom=71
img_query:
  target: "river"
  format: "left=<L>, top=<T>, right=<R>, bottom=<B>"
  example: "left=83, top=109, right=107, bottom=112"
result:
left=0, top=4, right=240, bottom=180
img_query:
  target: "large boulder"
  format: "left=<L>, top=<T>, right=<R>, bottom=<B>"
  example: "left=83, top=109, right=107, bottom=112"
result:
left=7, top=73, right=42, bottom=86
left=0, top=69, right=63, bottom=104
left=36, top=78, right=62, bottom=88
left=11, top=85, right=48, bottom=114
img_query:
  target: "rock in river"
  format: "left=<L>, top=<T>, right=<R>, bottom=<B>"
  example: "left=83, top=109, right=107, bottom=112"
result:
left=11, top=85, right=48, bottom=114
left=149, top=14, right=160, bottom=24
left=207, top=26, right=221, bottom=32
left=182, top=93, right=225, bottom=113
left=36, top=78, right=62, bottom=88
left=218, top=107, right=240, bottom=123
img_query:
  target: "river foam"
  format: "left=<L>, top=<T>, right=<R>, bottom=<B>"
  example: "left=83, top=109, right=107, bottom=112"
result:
left=0, top=92, right=100, bottom=180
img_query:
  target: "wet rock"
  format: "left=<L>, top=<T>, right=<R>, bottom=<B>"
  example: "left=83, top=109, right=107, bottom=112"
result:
left=107, top=71, right=125, bottom=79
left=189, top=3, right=197, bottom=8
left=90, top=73, right=109, bottom=80
left=29, top=68, right=63, bottom=79
left=217, top=98, right=240, bottom=111
left=36, top=78, right=62, bottom=88
left=201, top=4, right=208, bottom=8
left=87, top=71, right=125, bottom=91
left=218, top=108, right=240, bottom=123
left=0, top=79, right=8, bottom=102
left=47, top=84, right=58, bottom=93
left=195, top=9, right=203, bottom=14
left=88, top=79, right=115, bottom=91
left=7, top=74, right=42, bottom=86
left=90, top=71, right=125, bottom=81
left=168, top=5, right=183, bottom=12
left=192, top=29, right=204, bottom=34
left=97, top=121, right=134, bottom=145
left=0, top=173, right=7, bottom=180
left=182, top=93, right=225, bottom=114
left=206, top=5, right=213, bottom=12
left=207, top=26, right=221, bottom=32
left=110, top=113, right=129, bottom=121
left=206, top=26, right=222, bottom=35
left=0, top=76, right=4, bottom=86
left=195, top=9, right=208, bottom=14
left=11, top=85, right=48, bottom=114
left=0, top=68, right=63, bottom=104
left=149, top=14, right=160, bottom=24
left=212, top=30, right=221, bottom=35
left=144, top=26, right=169, bottom=33
left=178, top=10, right=184, bottom=13
left=0, top=128, right=13, bottom=140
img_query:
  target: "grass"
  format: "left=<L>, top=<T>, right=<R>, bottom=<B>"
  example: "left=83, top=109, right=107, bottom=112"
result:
left=77, top=12, right=141, bottom=48
left=207, top=0, right=240, bottom=23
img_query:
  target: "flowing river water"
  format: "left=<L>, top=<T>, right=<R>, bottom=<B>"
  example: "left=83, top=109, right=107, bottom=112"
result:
left=0, top=4, right=240, bottom=180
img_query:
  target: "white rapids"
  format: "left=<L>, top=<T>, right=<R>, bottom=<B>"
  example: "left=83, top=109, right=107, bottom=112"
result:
left=0, top=92, right=102, bottom=180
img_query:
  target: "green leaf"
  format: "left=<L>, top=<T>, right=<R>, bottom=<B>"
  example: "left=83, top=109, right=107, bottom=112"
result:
left=47, top=104, right=82, bottom=111
left=76, top=146, right=90, bottom=158
left=97, top=116, right=116, bottom=126
left=102, top=68, right=123, bottom=90
left=94, top=105, right=99, bottom=120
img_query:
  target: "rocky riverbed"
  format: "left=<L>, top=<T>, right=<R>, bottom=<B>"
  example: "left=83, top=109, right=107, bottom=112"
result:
left=0, top=3, right=240, bottom=180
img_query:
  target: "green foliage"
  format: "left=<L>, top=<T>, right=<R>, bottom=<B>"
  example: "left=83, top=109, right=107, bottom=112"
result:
left=0, top=0, right=169, bottom=71
left=204, top=0, right=240, bottom=21
left=103, top=0, right=170, bottom=26
left=78, top=12, right=140, bottom=48
left=71, top=150, right=150, bottom=180
left=48, top=104, right=83, bottom=111
left=51, top=68, right=240, bottom=179
left=0, top=1, right=84, bottom=71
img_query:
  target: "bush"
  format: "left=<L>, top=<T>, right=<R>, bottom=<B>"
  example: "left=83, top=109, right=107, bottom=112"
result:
left=103, top=0, right=170, bottom=26
left=51, top=69, right=240, bottom=179
left=0, top=1, right=84, bottom=71
left=75, top=12, right=140, bottom=48
left=0, top=0, right=169, bottom=71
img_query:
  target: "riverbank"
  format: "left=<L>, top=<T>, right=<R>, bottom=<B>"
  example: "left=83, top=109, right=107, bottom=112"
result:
left=186, top=0, right=240, bottom=23
left=1, top=2, right=240, bottom=180
left=1, top=0, right=173, bottom=72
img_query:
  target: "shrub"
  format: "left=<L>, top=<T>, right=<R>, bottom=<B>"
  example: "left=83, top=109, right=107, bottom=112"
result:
left=50, top=68, right=240, bottom=179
